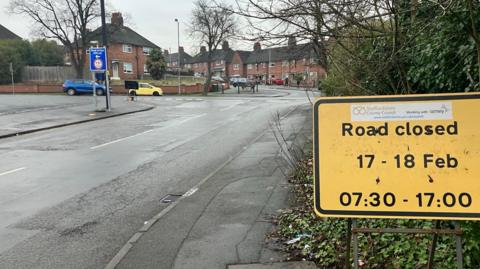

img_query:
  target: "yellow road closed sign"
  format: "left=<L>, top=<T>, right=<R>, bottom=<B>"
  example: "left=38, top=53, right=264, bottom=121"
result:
left=314, top=93, right=480, bottom=220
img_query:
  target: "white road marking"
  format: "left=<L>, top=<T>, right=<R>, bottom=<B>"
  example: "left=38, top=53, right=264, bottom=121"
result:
left=0, top=167, right=26, bottom=177
left=90, top=129, right=155, bottom=150
left=183, top=187, right=198, bottom=197
left=175, top=113, right=207, bottom=125
left=220, top=103, right=238, bottom=111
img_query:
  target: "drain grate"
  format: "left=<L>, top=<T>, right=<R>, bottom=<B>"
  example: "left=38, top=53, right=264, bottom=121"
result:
left=160, top=194, right=182, bottom=203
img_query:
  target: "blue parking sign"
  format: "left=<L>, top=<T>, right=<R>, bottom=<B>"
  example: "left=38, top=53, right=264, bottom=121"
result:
left=89, top=47, right=107, bottom=72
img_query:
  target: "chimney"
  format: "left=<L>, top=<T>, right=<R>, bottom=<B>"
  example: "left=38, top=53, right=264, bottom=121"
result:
left=111, top=12, right=124, bottom=27
left=164, top=49, right=169, bottom=56
left=179, top=46, right=184, bottom=54
left=253, top=42, right=261, bottom=51
left=288, top=36, right=296, bottom=46
left=200, top=46, right=206, bottom=53
left=222, top=41, right=229, bottom=50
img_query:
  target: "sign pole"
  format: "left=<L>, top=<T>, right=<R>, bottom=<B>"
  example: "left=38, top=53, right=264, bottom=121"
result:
left=352, top=219, right=359, bottom=269
left=454, top=221, right=464, bottom=269
left=345, top=219, right=352, bottom=269
left=427, top=220, right=441, bottom=269
left=91, top=72, right=97, bottom=110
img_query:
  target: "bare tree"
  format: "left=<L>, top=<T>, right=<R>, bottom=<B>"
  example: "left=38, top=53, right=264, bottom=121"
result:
left=189, top=0, right=236, bottom=95
left=9, top=0, right=101, bottom=78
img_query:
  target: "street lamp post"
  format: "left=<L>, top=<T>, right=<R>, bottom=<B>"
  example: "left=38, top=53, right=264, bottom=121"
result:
left=174, top=18, right=180, bottom=95
left=100, top=0, right=111, bottom=111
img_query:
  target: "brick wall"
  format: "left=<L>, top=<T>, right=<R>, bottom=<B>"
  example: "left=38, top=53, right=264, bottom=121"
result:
left=0, top=83, right=63, bottom=94
left=0, top=83, right=206, bottom=95
left=111, top=84, right=204, bottom=95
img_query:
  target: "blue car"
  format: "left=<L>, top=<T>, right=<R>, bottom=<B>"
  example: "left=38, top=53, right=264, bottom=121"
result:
left=63, top=80, right=109, bottom=96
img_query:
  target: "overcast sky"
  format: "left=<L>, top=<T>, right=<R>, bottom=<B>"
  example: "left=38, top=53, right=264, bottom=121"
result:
left=0, top=0, right=251, bottom=55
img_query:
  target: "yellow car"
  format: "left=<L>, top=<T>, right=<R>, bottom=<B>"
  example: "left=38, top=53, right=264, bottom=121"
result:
left=129, top=83, right=163, bottom=96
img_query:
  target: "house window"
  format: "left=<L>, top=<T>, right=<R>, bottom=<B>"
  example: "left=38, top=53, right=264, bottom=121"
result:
left=123, top=62, right=133, bottom=73
left=269, top=62, right=275, bottom=67
left=310, top=58, right=316, bottom=64
left=261, top=63, right=267, bottom=68
left=233, top=64, right=240, bottom=70
left=303, top=58, right=306, bottom=64
left=123, top=44, right=133, bottom=53
left=247, top=64, right=252, bottom=70
left=282, top=60, right=288, bottom=66
left=143, top=47, right=152, bottom=55
left=144, top=64, right=149, bottom=74
left=215, top=60, right=223, bottom=65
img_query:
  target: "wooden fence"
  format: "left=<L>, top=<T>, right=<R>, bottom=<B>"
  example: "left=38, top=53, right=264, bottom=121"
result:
left=22, top=66, right=77, bottom=82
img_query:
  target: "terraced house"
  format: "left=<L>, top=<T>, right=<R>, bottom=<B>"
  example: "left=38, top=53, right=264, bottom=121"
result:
left=189, top=41, right=235, bottom=78
left=88, top=12, right=158, bottom=80
left=190, top=38, right=326, bottom=87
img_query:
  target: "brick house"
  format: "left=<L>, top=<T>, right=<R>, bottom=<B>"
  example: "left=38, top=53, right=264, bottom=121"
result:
left=165, top=47, right=193, bottom=72
left=189, top=38, right=326, bottom=87
left=189, top=41, right=235, bottom=77
left=244, top=39, right=326, bottom=86
left=88, top=13, right=158, bottom=80
left=0, top=24, right=21, bottom=40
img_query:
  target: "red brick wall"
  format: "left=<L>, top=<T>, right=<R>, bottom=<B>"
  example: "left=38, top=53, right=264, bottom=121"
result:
left=0, top=83, right=62, bottom=94
left=0, top=83, right=206, bottom=95
left=111, top=84, right=204, bottom=94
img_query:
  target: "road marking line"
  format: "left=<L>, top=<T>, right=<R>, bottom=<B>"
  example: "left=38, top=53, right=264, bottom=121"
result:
left=183, top=187, right=198, bottom=197
left=175, top=113, right=207, bottom=125
left=0, top=167, right=26, bottom=177
left=220, top=103, right=238, bottom=111
left=90, top=129, right=155, bottom=150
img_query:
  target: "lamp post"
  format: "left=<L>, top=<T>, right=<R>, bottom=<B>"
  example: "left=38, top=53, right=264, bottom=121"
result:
left=174, top=18, right=180, bottom=95
left=100, top=0, right=111, bottom=111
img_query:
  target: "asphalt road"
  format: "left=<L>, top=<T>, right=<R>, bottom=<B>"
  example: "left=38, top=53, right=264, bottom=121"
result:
left=0, top=89, right=313, bottom=268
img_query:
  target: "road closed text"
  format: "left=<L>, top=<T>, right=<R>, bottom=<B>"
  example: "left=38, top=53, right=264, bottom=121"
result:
left=341, top=121, right=458, bottom=137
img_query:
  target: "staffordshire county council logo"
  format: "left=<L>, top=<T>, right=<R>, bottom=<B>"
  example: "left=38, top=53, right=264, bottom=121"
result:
left=352, top=106, right=367, bottom=115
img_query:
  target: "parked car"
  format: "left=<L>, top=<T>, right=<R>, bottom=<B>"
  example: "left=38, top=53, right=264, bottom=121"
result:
left=129, top=83, right=163, bottom=96
left=230, top=77, right=251, bottom=87
left=271, top=78, right=284, bottom=85
left=63, top=79, right=109, bottom=96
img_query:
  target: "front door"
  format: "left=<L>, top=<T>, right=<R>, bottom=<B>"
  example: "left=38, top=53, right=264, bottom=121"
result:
left=112, top=62, right=119, bottom=79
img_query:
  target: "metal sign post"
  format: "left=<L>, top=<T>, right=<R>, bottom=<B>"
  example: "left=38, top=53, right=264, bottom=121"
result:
left=346, top=220, right=463, bottom=269
left=89, top=47, right=109, bottom=111
left=91, top=72, right=98, bottom=110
